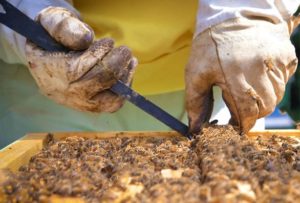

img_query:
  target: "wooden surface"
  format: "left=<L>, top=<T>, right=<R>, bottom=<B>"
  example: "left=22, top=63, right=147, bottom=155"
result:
left=1, top=130, right=300, bottom=203
left=247, top=129, right=300, bottom=138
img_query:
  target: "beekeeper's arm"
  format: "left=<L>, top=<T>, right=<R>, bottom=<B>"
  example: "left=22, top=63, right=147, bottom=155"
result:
left=0, top=0, right=137, bottom=113
left=186, top=0, right=300, bottom=134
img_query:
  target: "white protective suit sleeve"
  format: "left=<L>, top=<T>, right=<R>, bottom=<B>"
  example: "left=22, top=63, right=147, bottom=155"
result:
left=196, top=0, right=300, bottom=36
left=0, top=0, right=78, bottom=64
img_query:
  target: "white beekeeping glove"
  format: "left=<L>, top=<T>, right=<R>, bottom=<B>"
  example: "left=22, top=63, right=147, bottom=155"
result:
left=25, top=7, right=137, bottom=113
left=186, top=1, right=299, bottom=134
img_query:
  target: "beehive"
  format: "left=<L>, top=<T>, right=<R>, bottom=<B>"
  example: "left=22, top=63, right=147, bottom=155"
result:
left=1, top=129, right=300, bottom=202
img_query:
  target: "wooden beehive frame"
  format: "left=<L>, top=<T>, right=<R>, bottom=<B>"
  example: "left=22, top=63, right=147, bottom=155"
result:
left=0, top=130, right=300, bottom=203
left=1, top=130, right=300, bottom=171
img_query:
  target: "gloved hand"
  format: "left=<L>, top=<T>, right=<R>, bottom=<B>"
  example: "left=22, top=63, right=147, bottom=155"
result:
left=185, top=18, right=298, bottom=134
left=26, top=7, right=137, bottom=112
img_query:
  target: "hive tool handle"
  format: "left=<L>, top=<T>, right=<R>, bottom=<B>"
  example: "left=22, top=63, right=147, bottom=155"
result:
left=0, top=0, right=67, bottom=51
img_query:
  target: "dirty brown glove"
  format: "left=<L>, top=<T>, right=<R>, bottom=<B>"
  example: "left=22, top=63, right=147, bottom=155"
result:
left=185, top=18, right=298, bottom=134
left=26, top=7, right=137, bottom=112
